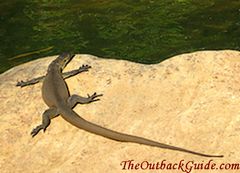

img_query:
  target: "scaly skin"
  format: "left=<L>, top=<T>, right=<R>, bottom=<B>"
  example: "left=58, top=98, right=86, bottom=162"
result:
left=18, top=52, right=223, bottom=158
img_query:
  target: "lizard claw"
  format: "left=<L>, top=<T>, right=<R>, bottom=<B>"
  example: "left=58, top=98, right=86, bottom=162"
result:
left=31, top=125, right=44, bottom=137
left=16, top=80, right=25, bottom=87
left=87, top=92, right=103, bottom=103
left=79, top=64, right=91, bottom=72
left=16, top=80, right=32, bottom=87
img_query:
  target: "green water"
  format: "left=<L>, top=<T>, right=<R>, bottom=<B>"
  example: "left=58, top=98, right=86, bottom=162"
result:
left=0, top=0, right=239, bottom=73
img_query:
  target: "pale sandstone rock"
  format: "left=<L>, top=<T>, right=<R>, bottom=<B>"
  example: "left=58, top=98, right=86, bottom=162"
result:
left=0, top=50, right=239, bottom=173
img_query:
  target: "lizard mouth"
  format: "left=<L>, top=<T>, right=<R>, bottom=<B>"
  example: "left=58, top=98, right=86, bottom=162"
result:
left=60, top=52, right=75, bottom=69
left=65, top=53, right=75, bottom=65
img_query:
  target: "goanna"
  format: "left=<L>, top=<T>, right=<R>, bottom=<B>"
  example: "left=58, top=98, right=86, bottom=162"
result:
left=17, top=52, right=223, bottom=158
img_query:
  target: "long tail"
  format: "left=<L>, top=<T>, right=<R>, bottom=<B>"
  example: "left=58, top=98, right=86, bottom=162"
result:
left=59, top=105, right=223, bottom=158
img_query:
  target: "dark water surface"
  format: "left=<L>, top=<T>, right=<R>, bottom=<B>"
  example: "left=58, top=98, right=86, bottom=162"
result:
left=0, top=0, right=239, bottom=73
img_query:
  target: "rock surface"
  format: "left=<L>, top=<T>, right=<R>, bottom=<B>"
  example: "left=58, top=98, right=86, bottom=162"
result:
left=0, top=50, right=240, bottom=173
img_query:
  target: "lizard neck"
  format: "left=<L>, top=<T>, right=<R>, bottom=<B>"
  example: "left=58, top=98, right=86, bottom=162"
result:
left=47, top=60, right=63, bottom=74
left=46, top=52, right=73, bottom=75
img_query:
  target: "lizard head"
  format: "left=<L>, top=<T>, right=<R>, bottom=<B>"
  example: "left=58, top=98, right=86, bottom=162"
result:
left=56, top=52, right=75, bottom=70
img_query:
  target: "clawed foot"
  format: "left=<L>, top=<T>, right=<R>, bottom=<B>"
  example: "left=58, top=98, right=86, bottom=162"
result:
left=79, top=64, right=91, bottom=72
left=16, top=80, right=28, bottom=87
left=30, top=125, right=47, bottom=137
left=87, top=92, right=103, bottom=103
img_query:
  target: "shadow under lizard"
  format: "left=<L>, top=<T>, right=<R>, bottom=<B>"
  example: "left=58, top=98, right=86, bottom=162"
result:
left=16, top=52, right=223, bottom=158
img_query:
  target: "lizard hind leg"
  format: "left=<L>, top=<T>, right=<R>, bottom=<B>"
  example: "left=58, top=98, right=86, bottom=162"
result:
left=67, top=93, right=103, bottom=108
left=31, top=108, right=59, bottom=137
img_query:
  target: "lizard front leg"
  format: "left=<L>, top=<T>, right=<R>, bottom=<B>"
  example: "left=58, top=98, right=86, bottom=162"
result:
left=31, top=108, right=59, bottom=137
left=67, top=92, right=103, bottom=108
left=62, top=64, right=91, bottom=80
left=16, top=75, right=45, bottom=87
left=17, top=64, right=91, bottom=87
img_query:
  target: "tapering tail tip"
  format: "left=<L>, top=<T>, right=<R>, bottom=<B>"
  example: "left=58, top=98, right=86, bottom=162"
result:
left=202, top=154, right=224, bottom=158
